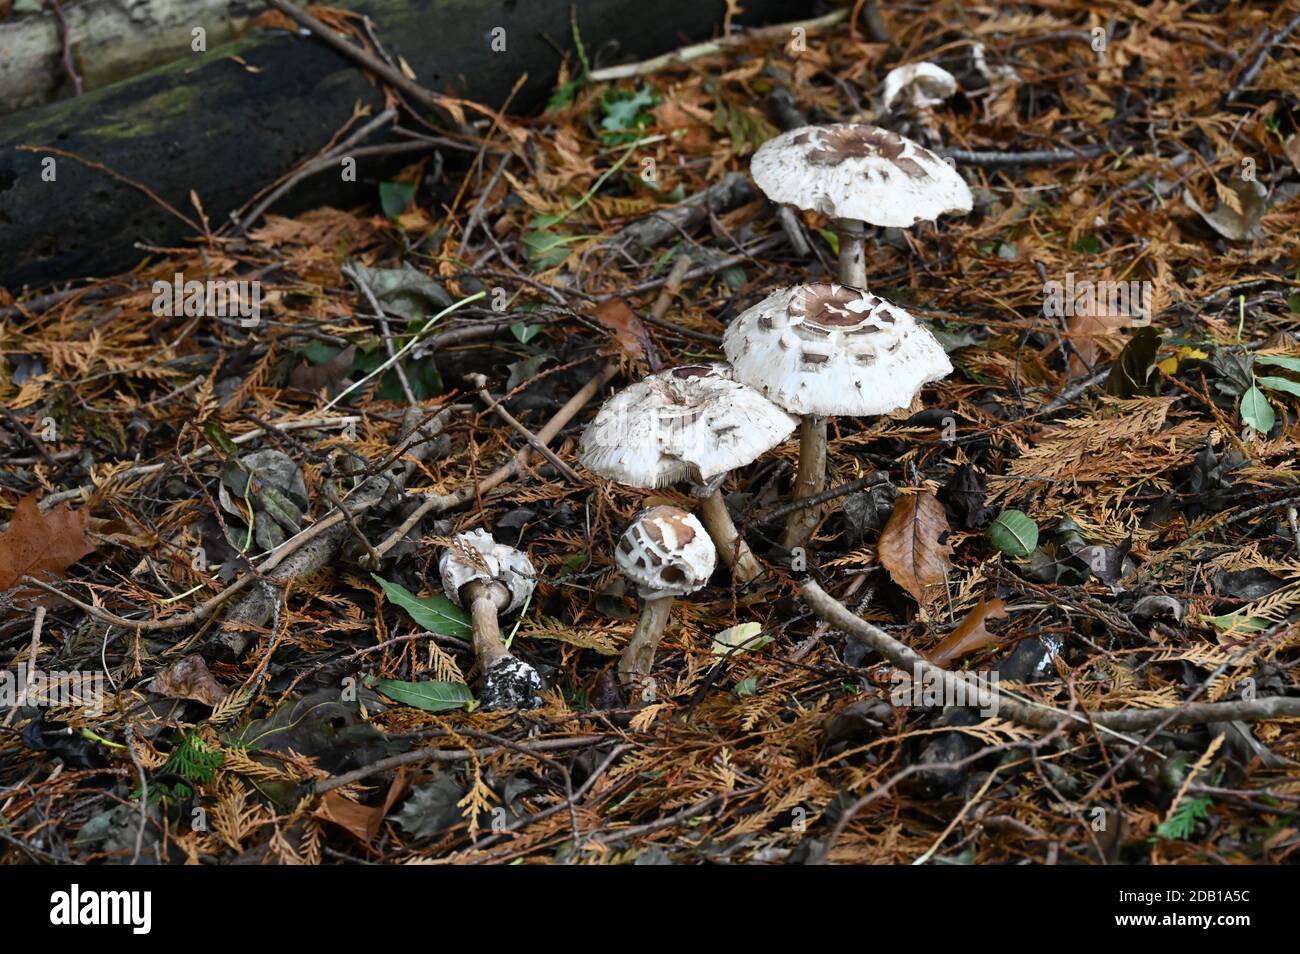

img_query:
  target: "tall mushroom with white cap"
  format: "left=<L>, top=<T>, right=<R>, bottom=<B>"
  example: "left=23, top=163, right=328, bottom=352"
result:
left=749, top=123, right=971, bottom=287
left=579, top=363, right=795, bottom=583
left=439, top=529, right=543, bottom=710
left=724, top=283, right=952, bottom=548
left=615, top=505, right=716, bottom=700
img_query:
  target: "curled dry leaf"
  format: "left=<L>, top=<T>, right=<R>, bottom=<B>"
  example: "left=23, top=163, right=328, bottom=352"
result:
left=1183, top=177, right=1267, bottom=242
left=147, top=655, right=229, bottom=707
left=591, top=298, right=658, bottom=369
left=878, top=491, right=952, bottom=607
left=927, top=598, right=1008, bottom=667
left=0, top=495, right=97, bottom=591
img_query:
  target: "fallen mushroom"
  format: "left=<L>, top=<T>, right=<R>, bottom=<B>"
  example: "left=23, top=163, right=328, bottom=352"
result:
left=438, top=528, right=543, bottom=710
left=615, top=505, right=717, bottom=700
left=724, top=283, right=952, bottom=548
left=879, top=62, right=959, bottom=144
left=579, top=363, right=795, bottom=583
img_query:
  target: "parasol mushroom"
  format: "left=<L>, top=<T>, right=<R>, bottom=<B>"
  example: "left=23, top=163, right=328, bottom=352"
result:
left=579, top=363, right=795, bottom=583
left=439, top=529, right=543, bottom=710
left=614, top=505, right=716, bottom=701
left=724, top=283, right=952, bottom=548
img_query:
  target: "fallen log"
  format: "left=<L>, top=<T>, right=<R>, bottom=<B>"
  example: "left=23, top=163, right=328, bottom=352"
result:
left=0, top=0, right=253, bottom=116
left=0, top=0, right=811, bottom=290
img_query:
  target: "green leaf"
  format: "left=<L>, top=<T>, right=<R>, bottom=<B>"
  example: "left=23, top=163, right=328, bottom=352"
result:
left=734, top=676, right=759, bottom=697
left=379, top=181, right=416, bottom=220
left=1257, top=375, right=1300, bottom=398
left=363, top=675, right=475, bottom=712
left=1256, top=354, right=1300, bottom=373
left=1240, top=385, right=1275, bottom=433
left=711, top=622, right=771, bottom=656
left=511, top=322, right=542, bottom=345
left=371, top=574, right=471, bottom=638
left=988, top=510, right=1039, bottom=559
left=1072, top=235, right=1102, bottom=255
left=1206, top=611, right=1269, bottom=635
left=1157, top=795, right=1212, bottom=840
left=818, top=228, right=840, bottom=255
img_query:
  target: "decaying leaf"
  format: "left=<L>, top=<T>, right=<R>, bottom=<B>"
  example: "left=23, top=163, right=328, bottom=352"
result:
left=1183, top=178, right=1267, bottom=242
left=878, top=491, right=953, bottom=607
left=591, top=298, right=656, bottom=367
left=928, top=599, right=1008, bottom=667
left=147, top=655, right=229, bottom=707
left=0, top=495, right=97, bottom=591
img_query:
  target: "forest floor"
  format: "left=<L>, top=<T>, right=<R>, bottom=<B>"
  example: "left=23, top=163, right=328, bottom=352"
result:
left=2, top=1, right=1300, bottom=864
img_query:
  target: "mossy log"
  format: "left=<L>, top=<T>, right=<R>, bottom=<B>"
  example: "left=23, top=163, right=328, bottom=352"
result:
left=0, top=0, right=811, bottom=289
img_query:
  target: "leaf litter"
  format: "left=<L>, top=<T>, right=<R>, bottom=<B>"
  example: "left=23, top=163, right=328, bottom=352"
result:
left=2, top=2, right=1300, bottom=865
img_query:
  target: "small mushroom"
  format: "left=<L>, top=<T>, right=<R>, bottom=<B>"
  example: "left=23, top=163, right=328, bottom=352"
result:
left=579, top=363, right=795, bottom=583
left=880, top=62, right=958, bottom=144
left=615, top=506, right=716, bottom=700
left=723, top=283, right=952, bottom=548
left=749, top=123, right=971, bottom=288
left=439, top=529, right=543, bottom=710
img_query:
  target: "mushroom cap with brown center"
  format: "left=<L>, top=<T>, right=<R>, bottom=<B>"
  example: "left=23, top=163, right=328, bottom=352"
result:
left=579, top=363, right=797, bottom=488
left=439, top=528, right=536, bottom=613
left=615, top=505, right=717, bottom=599
left=750, top=123, right=971, bottom=227
left=723, top=283, right=952, bottom=417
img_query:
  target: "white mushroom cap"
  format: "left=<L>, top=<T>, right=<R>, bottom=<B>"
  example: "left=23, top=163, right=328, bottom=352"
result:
left=881, top=62, right=958, bottom=113
left=616, top=506, right=717, bottom=599
left=579, top=363, right=797, bottom=488
left=723, top=283, right=952, bottom=417
left=750, top=124, right=971, bottom=227
left=439, top=528, right=536, bottom=613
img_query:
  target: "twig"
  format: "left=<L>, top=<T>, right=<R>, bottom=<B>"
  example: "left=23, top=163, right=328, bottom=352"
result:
left=42, top=0, right=83, bottom=96
left=753, top=473, right=890, bottom=523
left=261, top=0, right=466, bottom=129
left=800, top=579, right=1300, bottom=731
left=314, top=735, right=610, bottom=793
left=343, top=262, right=417, bottom=405
left=123, top=724, right=148, bottom=865
left=2, top=607, right=45, bottom=727
left=936, top=145, right=1111, bottom=166
left=1223, top=12, right=1300, bottom=104
left=586, top=9, right=848, bottom=81
left=371, top=362, right=619, bottom=557
left=464, top=374, right=583, bottom=484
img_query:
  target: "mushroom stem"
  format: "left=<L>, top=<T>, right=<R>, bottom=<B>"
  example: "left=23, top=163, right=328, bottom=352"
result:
left=837, top=217, right=867, bottom=288
left=782, top=414, right=827, bottom=550
left=698, top=489, right=763, bottom=584
left=464, top=581, right=511, bottom=670
left=618, top=595, right=674, bottom=694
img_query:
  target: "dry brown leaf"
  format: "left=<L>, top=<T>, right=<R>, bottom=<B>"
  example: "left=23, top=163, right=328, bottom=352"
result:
left=591, top=298, right=655, bottom=366
left=147, top=656, right=229, bottom=707
left=878, top=491, right=952, bottom=607
left=928, top=599, right=1008, bottom=667
left=314, top=770, right=407, bottom=843
left=0, top=495, right=97, bottom=591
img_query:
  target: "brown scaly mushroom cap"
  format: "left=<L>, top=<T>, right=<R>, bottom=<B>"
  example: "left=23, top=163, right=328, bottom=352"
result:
left=749, top=123, right=971, bottom=228
left=723, top=283, right=953, bottom=417
left=439, top=528, right=536, bottom=612
left=578, top=363, right=796, bottom=488
left=615, top=506, right=717, bottom=599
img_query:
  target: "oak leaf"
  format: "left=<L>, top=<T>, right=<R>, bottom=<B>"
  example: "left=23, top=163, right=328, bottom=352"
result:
left=878, top=491, right=952, bottom=607
left=0, top=495, right=97, bottom=591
